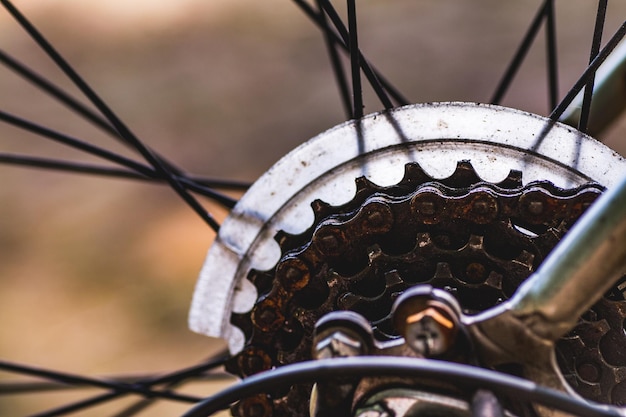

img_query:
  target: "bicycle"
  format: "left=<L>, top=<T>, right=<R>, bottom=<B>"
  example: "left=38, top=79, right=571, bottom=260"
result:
left=1, top=0, right=624, bottom=414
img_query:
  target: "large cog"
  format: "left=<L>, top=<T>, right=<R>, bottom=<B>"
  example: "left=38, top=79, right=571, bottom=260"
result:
left=188, top=103, right=626, bottom=416
left=226, top=162, right=605, bottom=416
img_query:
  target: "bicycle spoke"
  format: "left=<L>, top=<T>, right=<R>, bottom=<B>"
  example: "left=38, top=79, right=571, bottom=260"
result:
left=297, top=0, right=405, bottom=108
left=550, top=21, right=626, bottom=121
left=491, top=0, right=550, bottom=105
left=1, top=353, right=229, bottom=394
left=0, top=153, right=250, bottom=191
left=0, top=110, right=154, bottom=176
left=578, top=0, right=608, bottom=133
left=145, top=351, right=230, bottom=386
left=112, top=397, right=156, bottom=417
left=0, top=110, right=238, bottom=206
left=0, top=153, right=149, bottom=180
left=315, top=0, right=353, bottom=119
left=0, top=373, right=231, bottom=395
left=0, top=49, right=117, bottom=137
left=2, top=354, right=229, bottom=416
left=28, top=392, right=122, bottom=417
left=0, top=361, right=203, bottom=403
left=112, top=353, right=230, bottom=417
left=1, top=0, right=220, bottom=231
left=346, top=0, right=363, bottom=119
left=113, top=375, right=226, bottom=417
left=545, top=0, right=559, bottom=110
left=170, top=180, right=236, bottom=207
left=317, top=0, right=394, bottom=112
left=0, top=49, right=206, bottom=182
left=0, top=0, right=149, bottom=158
left=188, top=176, right=250, bottom=192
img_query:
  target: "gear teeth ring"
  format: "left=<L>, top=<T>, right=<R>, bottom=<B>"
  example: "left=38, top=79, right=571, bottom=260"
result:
left=226, top=161, right=618, bottom=417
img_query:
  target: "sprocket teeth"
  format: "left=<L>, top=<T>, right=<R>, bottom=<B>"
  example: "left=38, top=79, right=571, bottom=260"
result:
left=400, top=162, right=433, bottom=188
left=467, top=234, right=485, bottom=250
left=434, top=262, right=455, bottom=279
left=485, top=271, right=503, bottom=290
left=231, top=312, right=254, bottom=343
left=230, top=160, right=609, bottom=416
left=496, top=169, right=523, bottom=189
left=248, top=269, right=275, bottom=296
left=441, top=160, right=483, bottom=188
left=337, top=292, right=362, bottom=310
left=311, top=199, right=332, bottom=221
left=354, top=176, right=378, bottom=195
left=274, top=230, right=303, bottom=254
left=513, top=250, right=535, bottom=270
left=384, top=270, right=404, bottom=287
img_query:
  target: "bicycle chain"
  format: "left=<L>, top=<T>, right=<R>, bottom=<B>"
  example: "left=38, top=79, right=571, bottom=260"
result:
left=225, top=161, right=625, bottom=417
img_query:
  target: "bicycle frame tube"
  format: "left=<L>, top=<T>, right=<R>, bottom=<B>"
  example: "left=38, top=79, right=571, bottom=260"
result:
left=508, top=173, right=626, bottom=341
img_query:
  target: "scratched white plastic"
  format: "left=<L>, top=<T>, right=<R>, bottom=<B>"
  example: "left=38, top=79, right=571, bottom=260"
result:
left=188, top=102, right=626, bottom=353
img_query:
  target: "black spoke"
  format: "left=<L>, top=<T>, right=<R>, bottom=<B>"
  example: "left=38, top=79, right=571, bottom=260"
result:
left=0, top=49, right=117, bottom=137
left=491, top=0, right=549, bottom=105
left=1, top=0, right=220, bottom=231
left=0, top=154, right=239, bottom=207
left=316, top=0, right=353, bottom=119
left=550, top=21, right=626, bottom=121
left=346, top=0, right=363, bottom=119
left=0, top=372, right=232, bottom=395
left=0, top=110, right=154, bottom=175
left=111, top=352, right=230, bottom=417
left=578, top=0, right=608, bottom=133
left=0, top=353, right=229, bottom=395
left=0, top=360, right=202, bottom=403
left=112, top=397, right=157, bottom=417
left=29, top=392, right=122, bottom=417
left=545, top=0, right=559, bottom=110
left=0, top=380, right=77, bottom=394
left=0, top=111, right=238, bottom=207
left=2, top=353, right=230, bottom=417
left=0, top=153, right=150, bottom=180
left=0, top=49, right=201, bottom=180
left=188, top=176, right=250, bottom=192
left=0, top=154, right=251, bottom=191
left=317, top=0, right=394, bottom=111
left=297, top=0, right=405, bottom=108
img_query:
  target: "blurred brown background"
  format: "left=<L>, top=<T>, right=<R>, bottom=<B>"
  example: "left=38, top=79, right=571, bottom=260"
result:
left=1, top=0, right=625, bottom=415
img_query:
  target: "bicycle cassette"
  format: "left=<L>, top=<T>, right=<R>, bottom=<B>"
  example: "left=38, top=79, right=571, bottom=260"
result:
left=189, top=103, right=626, bottom=416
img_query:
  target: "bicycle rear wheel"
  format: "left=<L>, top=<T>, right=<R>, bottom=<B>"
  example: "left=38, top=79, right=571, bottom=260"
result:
left=1, top=1, right=625, bottom=416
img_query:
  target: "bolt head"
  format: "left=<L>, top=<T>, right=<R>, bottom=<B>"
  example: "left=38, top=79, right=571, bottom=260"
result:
left=314, top=330, right=364, bottom=359
left=277, top=258, right=310, bottom=291
left=251, top=298, right=284, bottom=332
left=403, top=306, right=457, bottom=357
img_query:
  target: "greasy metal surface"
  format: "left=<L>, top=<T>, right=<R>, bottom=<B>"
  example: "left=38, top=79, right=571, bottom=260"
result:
left=189, top=103, right=626, bottom=354
left=462, top=174, right=626, bottom=411
left=226, top=162, right=609, bottom=417
left=508, top=174, right=626, bottom=341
